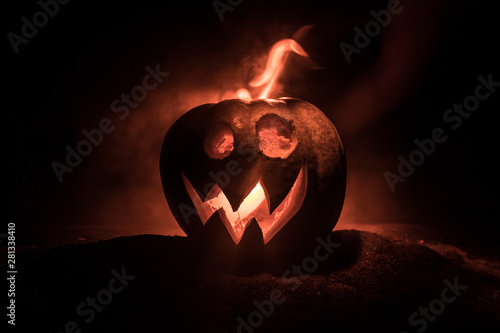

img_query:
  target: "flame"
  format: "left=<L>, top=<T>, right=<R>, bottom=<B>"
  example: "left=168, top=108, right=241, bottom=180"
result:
left=181, top=164, right=308, bottom=244
left=237, top=39, right=309, bottom=100
left=236, top=182, right=267, bottom=221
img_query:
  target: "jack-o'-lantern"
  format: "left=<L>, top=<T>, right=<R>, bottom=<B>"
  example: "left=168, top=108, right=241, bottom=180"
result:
left=160, top=97, right=345, bottom=269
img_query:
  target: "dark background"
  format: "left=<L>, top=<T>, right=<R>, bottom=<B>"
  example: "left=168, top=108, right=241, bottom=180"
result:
left=5, top=0, right=499, bottom=254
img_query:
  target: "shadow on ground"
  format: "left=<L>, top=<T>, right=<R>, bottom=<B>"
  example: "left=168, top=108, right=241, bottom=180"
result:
left=10, top=230, right=500, bottom=332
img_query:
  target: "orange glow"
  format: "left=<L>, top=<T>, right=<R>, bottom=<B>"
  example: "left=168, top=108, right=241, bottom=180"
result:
left=203, top=124, right=234, bottom=159
left=237, top=182, right=267, bottom=221
left=182, top=164, right=308, bottom=244
left=249, top=39, right=308, bottom=99
left=256, top=113, right=298, bottom=158
left=236, top=88, right=252, bottom=100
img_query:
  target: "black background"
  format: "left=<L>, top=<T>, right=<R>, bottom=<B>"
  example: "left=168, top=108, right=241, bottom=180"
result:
left=5, top=0, right=499, bottom=254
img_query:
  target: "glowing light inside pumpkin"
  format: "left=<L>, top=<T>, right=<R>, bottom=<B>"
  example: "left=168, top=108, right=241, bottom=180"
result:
left=182, top=164, right=308, bottom=244
left=236, top=182, right=267, bottom=224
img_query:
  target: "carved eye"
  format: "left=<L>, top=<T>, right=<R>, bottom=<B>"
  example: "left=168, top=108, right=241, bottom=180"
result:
left=203, top=124, right=234, bottom=159
left=256, top=114, right=298, bottom=159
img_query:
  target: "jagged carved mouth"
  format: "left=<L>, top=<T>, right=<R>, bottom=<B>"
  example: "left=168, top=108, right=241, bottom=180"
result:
left=181, top=164, right=307, bottom=244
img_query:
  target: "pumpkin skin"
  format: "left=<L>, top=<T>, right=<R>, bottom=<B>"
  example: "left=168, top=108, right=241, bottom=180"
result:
left=160, top=98, right=346, bottom=271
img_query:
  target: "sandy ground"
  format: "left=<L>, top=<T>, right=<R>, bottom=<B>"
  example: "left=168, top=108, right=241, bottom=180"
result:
left=5, top=229, right=499, bottom=332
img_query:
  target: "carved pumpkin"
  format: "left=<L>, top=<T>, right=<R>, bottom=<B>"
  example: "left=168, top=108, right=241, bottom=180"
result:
left=160, top=97, right=346, bottom=267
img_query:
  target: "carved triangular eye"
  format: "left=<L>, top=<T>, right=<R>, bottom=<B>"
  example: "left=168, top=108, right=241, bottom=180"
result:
left=256, top=114, right=298, bottom=159
left=203, top=123, right=234, bottom=159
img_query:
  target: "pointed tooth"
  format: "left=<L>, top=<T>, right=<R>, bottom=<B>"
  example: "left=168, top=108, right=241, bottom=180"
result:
left=224, top=190, right=246, bottom=214
left=218, top=170, right=262, bottom=211
left=238, top=218, right=265, bottom=247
